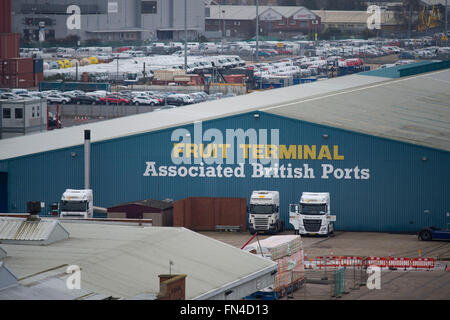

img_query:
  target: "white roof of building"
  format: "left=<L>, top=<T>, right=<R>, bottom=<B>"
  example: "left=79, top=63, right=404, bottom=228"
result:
left=312, top=10, right=399, bottom=25
left=0, top=74, right=387, bottom=161
left=267, top=69, right=450, bottom=151
left=0, top=68, right=448, bottom=160
left=206, top=5, right=315, bottom=20
left=206, top=5, right=399, bottom=24
left=420, top=0, right=448, bottom=6
left=1, top=222, right=277, bottom=300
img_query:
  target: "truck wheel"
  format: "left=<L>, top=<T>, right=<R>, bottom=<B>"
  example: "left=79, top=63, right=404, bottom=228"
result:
left=420, top=230, right=432, bottom=241
left=249, top=229, right=256, bottom=235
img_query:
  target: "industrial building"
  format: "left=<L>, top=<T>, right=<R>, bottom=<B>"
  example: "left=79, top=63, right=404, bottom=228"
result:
left=0, top=62, right=449, bottom=233
left=11, top=0, right=205, bottom=42
left=205, top=5, right=320, bottom=38
left=0, top=219, right=277, bottom=299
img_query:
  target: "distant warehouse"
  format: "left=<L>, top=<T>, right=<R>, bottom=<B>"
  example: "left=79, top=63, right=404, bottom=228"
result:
left=0, top=62, right=449, bottom=232
left=11, top=0, right=205, bottom=41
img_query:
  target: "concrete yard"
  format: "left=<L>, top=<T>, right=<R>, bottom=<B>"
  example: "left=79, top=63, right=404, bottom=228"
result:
left=200, top=231, right=450, bottom=300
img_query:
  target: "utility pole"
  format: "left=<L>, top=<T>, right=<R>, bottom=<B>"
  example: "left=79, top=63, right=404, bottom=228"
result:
left=408, top=4, right=412, bottom=39
left=256, top=0, right=259, bottom=62
left=446, top=0, right=448, bottom=36
left=222, top=9, right=226, bottom=53
left=184, top=0, right=188, bottom=71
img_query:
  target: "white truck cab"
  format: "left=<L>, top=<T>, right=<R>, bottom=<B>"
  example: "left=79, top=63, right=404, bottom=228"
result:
left=290, top=192, right=335, bottom=236
left=248, top=191, right=284, bottom=234
left=59, top=189, right=93, bottom=219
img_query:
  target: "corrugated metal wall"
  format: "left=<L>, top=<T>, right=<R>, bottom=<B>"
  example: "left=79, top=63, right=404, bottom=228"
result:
left=1, top=111, right=449, bottom=232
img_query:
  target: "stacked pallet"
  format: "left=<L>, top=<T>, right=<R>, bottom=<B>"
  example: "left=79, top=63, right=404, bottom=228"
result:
left=244, top=235, right=304, bottom=291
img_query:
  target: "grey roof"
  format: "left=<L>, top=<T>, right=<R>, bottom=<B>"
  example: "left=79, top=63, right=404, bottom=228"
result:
left=0, top=265, right=107, bottom=300
left=0, top=262, right=18, bottom=290
left=0, top=246, right=6, bottom=259
left=0, top=68, right=448, bottom=160
left=206, top=5, right=314, bottom=20
left=1, top=222, right=277, bottom=300
left=419, top=0, right=448, bottom=5
left=109, top=199, right=174, bottom=211
left=0, top=73, right=387, bottom=161
left=266, top=68, right=450, bottom=151
left=312, top=10, right=399, bottom=25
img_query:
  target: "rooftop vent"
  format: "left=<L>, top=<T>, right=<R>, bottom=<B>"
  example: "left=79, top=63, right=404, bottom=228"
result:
left=0, top=217, right=70, bottom=246
left=0, top=262, right=18, bottom=291
left=0, top=246, right=6, bottom=259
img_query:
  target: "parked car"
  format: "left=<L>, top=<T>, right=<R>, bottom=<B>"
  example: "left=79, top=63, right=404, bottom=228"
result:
left=72, top=95, right=100, bottom=105
left=46, top=94, right=71, bottom=104
left=132, top=96, right=159, bottom=106
left=1, top=93, right=19, bottom=100
left=99, top=95, right=130, bottom=105
left=166, top=95, right=185, bottom=106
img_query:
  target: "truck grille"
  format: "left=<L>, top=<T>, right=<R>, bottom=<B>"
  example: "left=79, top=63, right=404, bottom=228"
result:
left=254, top=217, right=269, bottom=230
left=303, top=219, right=322, bottom=232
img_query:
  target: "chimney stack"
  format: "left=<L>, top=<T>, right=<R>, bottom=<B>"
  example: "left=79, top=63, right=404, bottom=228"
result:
left=84, top=130, right=91, bottom=190
left=157, top=274, right=187, bottom=300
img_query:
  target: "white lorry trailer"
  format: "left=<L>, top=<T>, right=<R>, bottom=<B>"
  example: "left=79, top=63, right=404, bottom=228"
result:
left=289, top=192, right=335, bottom=236
left=248, top=191, right=285, bottom=234
left=59, top=189, right=93, bottom=219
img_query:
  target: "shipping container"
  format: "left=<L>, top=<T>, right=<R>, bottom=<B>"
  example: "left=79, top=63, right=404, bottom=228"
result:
left=0, top=0, right=12, bottom=33
left=154, top=69, right=186, bottom=81
left=0, top=33, right=20, bottom=60
left=33, top=59, right=44, bottom=74
left=34, top=72, right=44, bottom=86
left=0, top=57, right=34, bottom=74
left=224, top=75, right=246, bottom=84
left=174, top=197, right=247, bottom=231
left=38, top=82, right=111, bottom=92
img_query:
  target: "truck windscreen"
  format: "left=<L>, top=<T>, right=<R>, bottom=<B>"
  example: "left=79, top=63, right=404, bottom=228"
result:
left=250, top=204, right=275, bottom=214
left=60, top=200, right=87, bottom=212
left=300, top=203, right=326, bottom=215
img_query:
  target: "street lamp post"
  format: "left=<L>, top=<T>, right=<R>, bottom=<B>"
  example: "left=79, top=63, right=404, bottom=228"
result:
left=222, top=9, right=226, bottom=53
left=184, top=0, right=188, bottom=71
left=256, top=0, right=259, bottom=62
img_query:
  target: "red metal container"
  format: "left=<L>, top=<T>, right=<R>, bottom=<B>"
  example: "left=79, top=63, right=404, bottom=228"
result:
left=15, top=58, right=34, bottom=74
left=0, top=0, right=12, bottom=33
left=173, top=197, right=247, bottom=231
left=34, top=72, right=44, bottom=86
left=1, top=57, right=34, bottom=74
left=224, top=75, right=246, bottom=84
left=17, top=73, right=35, bottom=88
left=0, top=33, right=20, bottom=59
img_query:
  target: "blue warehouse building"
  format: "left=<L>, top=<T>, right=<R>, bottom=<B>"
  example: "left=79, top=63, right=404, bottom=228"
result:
left=0, top=64, right=449, bottom=232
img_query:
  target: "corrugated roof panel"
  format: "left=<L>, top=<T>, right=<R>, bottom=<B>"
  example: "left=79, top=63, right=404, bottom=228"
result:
left=0, top=218, right=69, bottom=244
